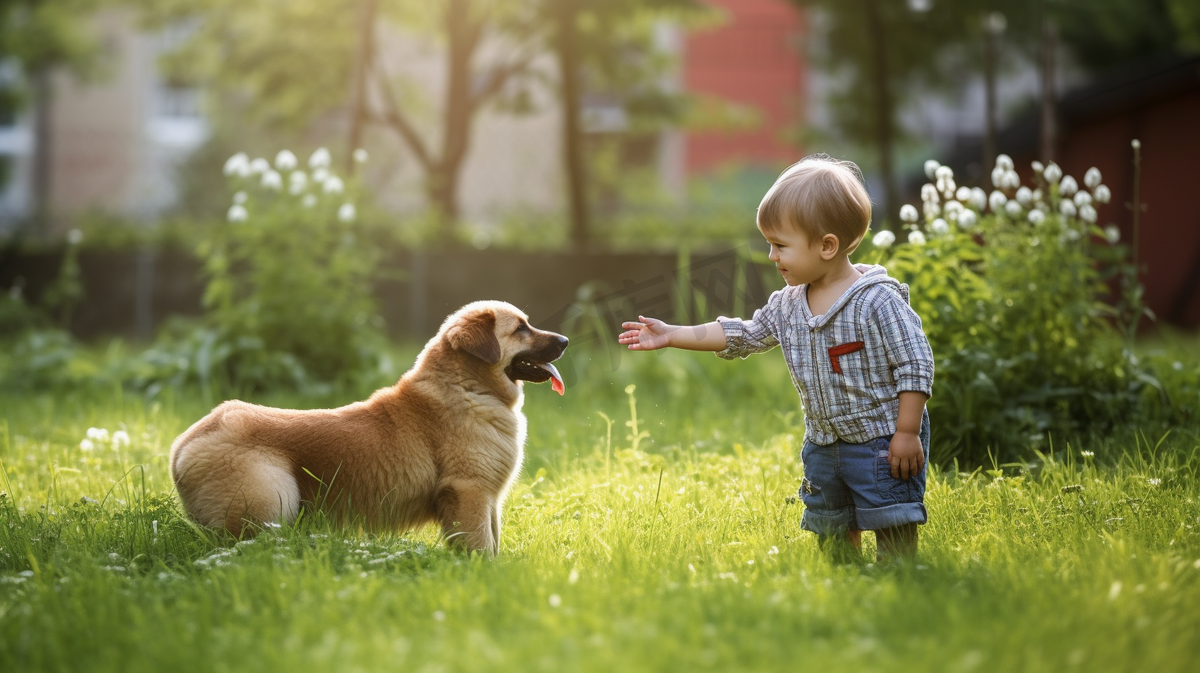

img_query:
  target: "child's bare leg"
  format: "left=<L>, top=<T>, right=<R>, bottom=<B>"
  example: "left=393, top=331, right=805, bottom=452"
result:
left=819, top=528, right=863, bottom=563
left=875, top=523, right=918, bottom=561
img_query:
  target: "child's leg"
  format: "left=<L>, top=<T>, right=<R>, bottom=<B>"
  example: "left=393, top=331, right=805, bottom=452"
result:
left=817, top=528, right=863, bottom=563
left=798, top=440, right=860, bottom=562
left=875, top=523, right=918, bottom=561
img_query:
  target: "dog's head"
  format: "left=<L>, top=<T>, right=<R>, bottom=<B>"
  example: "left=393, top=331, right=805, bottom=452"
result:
left=441, top=301, right=569, bottom=395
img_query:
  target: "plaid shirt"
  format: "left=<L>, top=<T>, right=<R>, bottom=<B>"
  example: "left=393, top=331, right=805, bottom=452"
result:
left=716, top=264, right=934, bottom=445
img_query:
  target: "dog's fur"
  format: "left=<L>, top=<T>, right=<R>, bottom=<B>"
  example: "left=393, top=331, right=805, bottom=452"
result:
left=169, top=301, right=567, bottom=553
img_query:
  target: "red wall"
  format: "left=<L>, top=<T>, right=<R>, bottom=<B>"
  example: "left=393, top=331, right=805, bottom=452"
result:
left=684, top=0, right=806, bottom=175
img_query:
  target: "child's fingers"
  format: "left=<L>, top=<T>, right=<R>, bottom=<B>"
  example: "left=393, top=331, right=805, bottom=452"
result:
left=621, top=321, right=645, bottom=330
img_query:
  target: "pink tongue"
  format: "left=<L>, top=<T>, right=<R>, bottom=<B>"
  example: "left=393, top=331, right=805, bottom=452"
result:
left=551, top=376, right=565, bottom=396
left=537, top=362, right=565, bottom=396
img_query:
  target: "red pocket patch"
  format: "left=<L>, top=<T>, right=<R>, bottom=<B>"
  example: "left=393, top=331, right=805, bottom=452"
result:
left=828, top=341, right=864, bottom=374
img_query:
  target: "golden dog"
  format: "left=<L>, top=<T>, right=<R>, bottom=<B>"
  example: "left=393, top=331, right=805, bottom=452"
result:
left=169, top=300, right=567, bottom=553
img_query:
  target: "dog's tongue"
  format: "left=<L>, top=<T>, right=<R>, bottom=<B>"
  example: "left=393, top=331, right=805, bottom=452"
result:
left=537, top=362, right=565, bottom=396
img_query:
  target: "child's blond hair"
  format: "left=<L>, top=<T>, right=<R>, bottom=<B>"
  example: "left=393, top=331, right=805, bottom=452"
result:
left=757, top=153, right=872, bottom=256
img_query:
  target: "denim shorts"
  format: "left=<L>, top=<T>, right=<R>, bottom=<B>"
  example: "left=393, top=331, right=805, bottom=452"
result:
left=798, top=409, right=930, bottom=535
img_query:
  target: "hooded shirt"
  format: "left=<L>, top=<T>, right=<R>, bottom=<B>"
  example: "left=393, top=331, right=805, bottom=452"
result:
left=715, top=264, right=934, bottom=445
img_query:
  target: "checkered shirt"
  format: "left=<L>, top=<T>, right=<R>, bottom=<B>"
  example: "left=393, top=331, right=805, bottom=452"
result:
left=715, top=264, right=934, bottom=445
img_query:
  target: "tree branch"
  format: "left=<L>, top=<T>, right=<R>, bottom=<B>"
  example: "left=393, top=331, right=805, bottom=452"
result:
left=368, top=50, right=435, bottom=171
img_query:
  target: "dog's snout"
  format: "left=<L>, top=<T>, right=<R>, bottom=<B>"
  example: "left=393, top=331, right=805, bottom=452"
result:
left=556, top=335, right=569, bottom=348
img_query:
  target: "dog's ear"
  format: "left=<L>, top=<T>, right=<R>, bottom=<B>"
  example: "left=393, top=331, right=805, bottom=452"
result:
left=445, top=310, right=501, bottom=365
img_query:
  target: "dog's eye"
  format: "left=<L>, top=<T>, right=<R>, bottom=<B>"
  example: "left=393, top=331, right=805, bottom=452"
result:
left=514, top=322, right=530, bottom=335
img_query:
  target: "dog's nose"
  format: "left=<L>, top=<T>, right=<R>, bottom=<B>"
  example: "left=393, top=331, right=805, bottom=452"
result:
left=556, top=335, right=569, bottom=348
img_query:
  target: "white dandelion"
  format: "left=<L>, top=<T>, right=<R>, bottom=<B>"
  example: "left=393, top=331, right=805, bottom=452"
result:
left=323, top=176, right=345, bottom=195
left=995, top=154, right=1014, bottom=171
left=1060, top=175, right=1079, bottom=197
left=899, top=204, right=919, bottom=223
left=1043, top=162, right=1062, bottom=183
left=943, top=200, right=964, bottom=221
left=935, top=165, right=954, bottom=180
left=337, top=203, right=357, bottom=223
left=872, top=230, right=896, bottom=248
left=970, top=187, right=988, bottom=211
left=309, top=147, right=332, bottom=169
left=1028, top=209, right=1046, bottom=225
left=261, top=170, right=283, bottom=191
left=1074, top=191, right=1093, bottom=207
left=228, top=204, right=249, bottom=222
left=930, top=218, right=950, bottom=235
left=1104, top=225, right=1120, bottom=244
left=988, top=190, right=1007, bottom=212
left=80, top=439, right=95, bottom=452
left=1001, top=170, right=1021, bottom=191
left=67, top=229, right=83, bottom=246
left=1016, top=186, right=1033, bottom=206
left=1059, top=200, right=1077, bottom=218
left=1093, top=184, right=1111, bottom=204
left=87, top=428, right=109, bottom=442
left=956, top=186, right=972, bottom=203
left=1031, top=160, right=1045, bottom=174
left=275, top=150, right=298, bottom=172
left=957, top=210, right=977, bottom=228
left=233, top=191, right=248, bottom=205
left=908, top=230, right=927, bottom=245
left=248, top=157, right=270, bottom=175
left=1084, top=167, right=1102, bottom=189
left=548, top=594, right=562, bottom=608
left=991, top=165, right=1006, bottom=189
left=223, top=152, right=249, bottom=176
left=1004, top=200, right=1022, bottom=218
left=1131, top=139, right=1141, bottom=149
left=112, top=431, right=130, bottom=449
left=924, top=160, right=940, bottom=179
left=921, top=183, right=939, bottom=203
left=289, top=172, right=308, bottom=195
left=924, top=201, right=941, bottom=220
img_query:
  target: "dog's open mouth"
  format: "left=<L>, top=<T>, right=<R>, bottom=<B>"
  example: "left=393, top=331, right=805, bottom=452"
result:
left=506, top=359, right=565, bottom=396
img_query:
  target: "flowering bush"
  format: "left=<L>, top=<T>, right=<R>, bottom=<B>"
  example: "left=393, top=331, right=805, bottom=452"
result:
left=858, top=150, right=1192, bottom=463
left=194, top=147, right=385, bottom=387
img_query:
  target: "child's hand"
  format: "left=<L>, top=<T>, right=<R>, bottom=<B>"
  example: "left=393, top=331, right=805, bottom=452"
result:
left=618, top=315, right=674, bottom=351
left=888, top=431, right=925, bottom=480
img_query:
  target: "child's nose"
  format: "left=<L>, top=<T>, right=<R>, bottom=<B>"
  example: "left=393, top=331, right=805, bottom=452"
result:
left=768, top=247, right=779, bottom=262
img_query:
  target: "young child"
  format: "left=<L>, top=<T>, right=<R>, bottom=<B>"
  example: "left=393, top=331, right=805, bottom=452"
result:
left=617, top=154, right=934, bottom=561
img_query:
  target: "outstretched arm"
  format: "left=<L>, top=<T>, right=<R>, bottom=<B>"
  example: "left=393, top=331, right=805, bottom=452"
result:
left=618, top=316, right=728, bottom=352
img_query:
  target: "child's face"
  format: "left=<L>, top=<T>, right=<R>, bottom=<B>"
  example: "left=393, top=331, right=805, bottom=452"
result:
left=757, top=223, right=828, bottom=287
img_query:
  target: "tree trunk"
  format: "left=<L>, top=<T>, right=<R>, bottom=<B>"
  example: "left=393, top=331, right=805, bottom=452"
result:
left=346, top=0, right=379, bottom=177
left=1039, top=18, right=1058, bottom=162
left=863, top=0, right=896, bottom=228
left=557, top=0, right=590, bottom=250
left=983, top=27, right=998, bottom=172
left=435, top=0, right=480, bottom=242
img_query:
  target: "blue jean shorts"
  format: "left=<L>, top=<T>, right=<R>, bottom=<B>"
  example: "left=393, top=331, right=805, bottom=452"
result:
left=798, top=409, right=930, bottom=535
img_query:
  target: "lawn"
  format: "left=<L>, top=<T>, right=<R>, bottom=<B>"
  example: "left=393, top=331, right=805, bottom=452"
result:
left=2, top=346, right=1199, bottom=672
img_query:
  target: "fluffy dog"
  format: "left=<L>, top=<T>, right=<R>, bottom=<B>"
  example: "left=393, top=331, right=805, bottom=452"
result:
left=169, top=300, right=567, bottom=553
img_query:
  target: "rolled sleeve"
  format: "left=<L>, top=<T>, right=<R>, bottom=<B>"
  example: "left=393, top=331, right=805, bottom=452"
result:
left=872, top=295, right=935, bottom=397
left=713, top=290, right=783, bottom=360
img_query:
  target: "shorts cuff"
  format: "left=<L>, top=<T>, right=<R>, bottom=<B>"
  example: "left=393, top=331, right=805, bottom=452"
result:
left=800, top=506, right=857, bottom=535
left=854, top=502, right=927, bottom=530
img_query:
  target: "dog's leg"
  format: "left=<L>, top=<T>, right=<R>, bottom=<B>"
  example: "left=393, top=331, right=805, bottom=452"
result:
left=490, top=503, right=502, bottom=555
left=435, top=482, right=496, bottom=554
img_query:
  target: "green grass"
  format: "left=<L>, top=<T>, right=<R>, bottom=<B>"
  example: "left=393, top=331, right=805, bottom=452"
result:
left=2, top=346, right=1200, bottom=672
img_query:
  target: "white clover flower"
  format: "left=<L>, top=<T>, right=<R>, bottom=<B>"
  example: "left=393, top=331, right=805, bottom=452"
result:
left=957, top=210, right=977, bottom=228
left=921, top=183, right=939, bottom=203
left=991, top=165, right=1006, bottom=189
left=228, top=204, right=249, bottom=222
left=1031, top=161, right=1045, bottom=174
left=935, top=165, right=954, bottom=180
left=261, top=170, right=283, bottom=191
left=302, top=194, right=317, bottom=208
left=80, top=439, right=95, bottom=452
left=276, top=150, right=298, bottom=172
left=353, top=148, right=369, bottom=164
left=924, top=160, right=940, bottom=179
left=955, top=186, right=972, bottom=203
left=970, top=188, right=987, bottom=211
left=323, top=176, right=345, bottom=195
left=908, top=230, right=927, bottom=245
left=899, top=204, right=919, bottom=223
left=930, top=218, right=950, bottom=235
left=924, top=201, right=941, bottom=220
left=223, top=152, right=249, bottom=176
left=309, top=147, right=332, bottom=169
left=944, top=200, right=964, bottom=221
left=1079, top=204, right=1097, bottom=223
left=249, top=157, right=270, bottom=175
left=548, top=594, right=562, bottom=608
left=1005, top=200, right=1023, bottom=217
left=1084, top=167, right=1102, bottom=189
left=1015, top=186, right=1033, bottom=206
left=872, top=230, right=896, bottom=248
left=1074, top=191, right=1092, bottom=207
left=1093, top=184, right=1111, bottom=204
left=112, top=430, right=130, bottom=448
left=1131, top=139, right=1141, bottom=150
left=1028, top=209, right=1045, bottom=225
left=995, top=153, right=1014, bottom=171
left=1081, top=450, right=1094, bottom=458
left=1002, top=170, right=1021, bottom=191
left=87, top=427, right=109, bottom=442
left=1104, top=225, right=1120, bottom=244
left=67, top=229, right=83, bottom=246
left=1148, top=478, right=1161, bottom=487
left=289, top=172, right=308, bottom=195
left=233, top=191, right=248, bottom=205
left=337, top=203, right=357, bottom=223
left=988, top=190, right=1007, bottom=211
left=1059, top=200, right=1077, bottom=218
left=1060, top=175, right=1078, bottom=197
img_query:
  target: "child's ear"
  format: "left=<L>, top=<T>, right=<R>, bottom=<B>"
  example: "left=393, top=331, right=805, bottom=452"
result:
left=819, top=233, right=841, bottom=259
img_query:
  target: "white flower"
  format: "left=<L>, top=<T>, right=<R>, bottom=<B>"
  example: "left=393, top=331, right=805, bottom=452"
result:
left=1074, top=191, right=1093, bottom=207
left=935, top=165, right=954, bottom=180
left=1148, top=478, right=1161, bottom=487
left=970, top=188, right=988, bottom=211
left=991, top=166, right=1006, bottom=189
left=353, top=148, right=369, bottom=164
left=872, top=230, right=896, bottom=248
left=309, top=147, right=332, bottom=169
left=87, top=428, right=109, bottom=442
left=1028, top=209, right=1045, bottom=225
left=957, top=210, right=977, bottom=228
left=112, top=430, right=130, bottom=448
left=548, top=594, right=562, bottom=608
left=312, top=167, right=330, bottom=184
left=1031, top=161, right=1045, bottom=174
left=1131, top=139, right=1141, bottom=149
left=227, top=204, right=249, bottom=222
left=988, top=190, right=1007, bottom=211
left=924, top=160, right=940, bottom=179
left=1080, top=450, right=1094, bottom=458
left=223, top=152, right=249, bottom=176
left=1063, top=227, right=1081, bottom=241
left=937, top=177, right=956, bottom=198
left=323, top=176, right=345, bottom=195
left=80, top=439, right=95, bottom=452
left=1093, top=184, right=1111, bottom=204
left=275, top=150, right=298, bottom=172
left=233, top=191, right=248, bottom=205
left=1002, top=170, right=1021, bottom=191
left=956, top=186, right=972, bottom=203
left=1084, top=167, right=1102, bottom=189
left=899, top=204, right=919, bottom=223
left=1059, top=200, right=1077, bottom=218
left=1015, top=186, right=1033, bottom=206
left=289, top=172, right=308, bottom=195
left=921, top=183, right=939, bottom=203
left=995, top=154, right=1014, bottom=171
left=908, top=230, right=927, bottom=245
left=302, top=194, right=317, bottom=208
left=337, top=203, right=357, bottom=223
left=923, top=201, right=941, bottom=220
left=1060, top=175, right=1078, bottom=197
left=930, top=218, right=950, bottom=235
left=944, top=200, right=964, bottom=221
left=1079, top=204, right=1097, bottom=223
left=1005, top=200, right=1022, bottom=217
left=261, top=170, right=283, bottom=191
left=1043, top=162, right=1062, bottom=183
left=1104, top=225, right=1120, bottom=244
left=249, top=157, right=270, bottom=175
left=67, top=229, right=83, bottom=246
